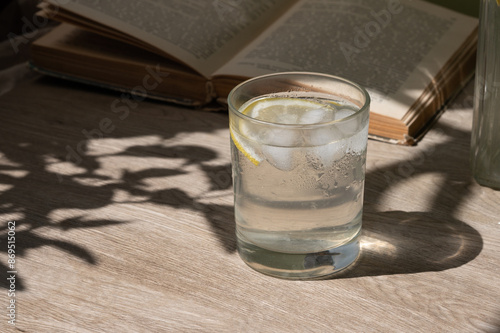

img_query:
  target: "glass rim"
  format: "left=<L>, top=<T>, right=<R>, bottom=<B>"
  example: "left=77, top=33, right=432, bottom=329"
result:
left=228, top=71, right=371, bottom=129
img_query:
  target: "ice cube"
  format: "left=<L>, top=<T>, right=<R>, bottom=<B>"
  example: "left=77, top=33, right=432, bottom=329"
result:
left=309, top=121, right=368, bottom=169
left=262, top=145, right=298, bottom=171
left=305, top=123, right=343, bottom=146
left=254, top=126, right=302, bottom=146
left=275, top=112, right=299, bottom=124
left=334, top=108, right=356, bottom=121
left=298, top=107, right=335, bottom=124
left=335, top=108, right=360, bottom=137
left=258, top=127, right=303, bottom=171
left=346, top=122, right=369, bottom=153
left=310, top=140, right=346, bottom=169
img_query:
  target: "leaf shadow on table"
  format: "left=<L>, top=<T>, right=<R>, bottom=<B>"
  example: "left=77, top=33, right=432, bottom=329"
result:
left=338, top=118, right=484, bottom=279
left=108, top=145, right=236, bottom=253
left=0, top=76, right=484, bottom=290
left=0, top=77, right=237, bottom=290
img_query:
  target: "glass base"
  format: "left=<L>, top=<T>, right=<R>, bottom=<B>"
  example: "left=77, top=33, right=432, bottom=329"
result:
left=474, top=175, right=500, bottom=191
left=237, top=234, right=360, bottom=280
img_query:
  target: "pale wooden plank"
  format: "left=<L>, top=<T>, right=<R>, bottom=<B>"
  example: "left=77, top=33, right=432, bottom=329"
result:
left=0, top=75, right=498, bottom=332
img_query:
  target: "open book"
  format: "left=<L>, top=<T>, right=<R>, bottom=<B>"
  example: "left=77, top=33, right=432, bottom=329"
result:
left=30, top=0, right=478, bottom=145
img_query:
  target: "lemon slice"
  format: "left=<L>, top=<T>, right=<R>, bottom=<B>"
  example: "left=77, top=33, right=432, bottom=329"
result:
left=230, top=96, right=339, bottom=166
left=242, top=97, right=339, bottom=124
left=230, top=127, right=263, bottom=166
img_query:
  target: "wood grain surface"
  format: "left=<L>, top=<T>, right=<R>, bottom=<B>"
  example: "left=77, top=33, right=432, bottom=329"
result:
left=0, top=71, right=499, bottom=333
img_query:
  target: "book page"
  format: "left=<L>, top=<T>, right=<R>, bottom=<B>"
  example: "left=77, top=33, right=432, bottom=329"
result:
left=214, top=0, right=477, bottom=120
left=45, top=0, right=294, bottom=78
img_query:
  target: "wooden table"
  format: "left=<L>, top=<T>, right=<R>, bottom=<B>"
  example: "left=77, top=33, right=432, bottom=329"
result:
left=0, top=65, right=499, bottom=332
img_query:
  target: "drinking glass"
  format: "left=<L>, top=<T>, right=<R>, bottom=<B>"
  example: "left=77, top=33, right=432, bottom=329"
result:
left=471, top=0, right=500, bottom=190
left=228, top=72, right=370, bottom=279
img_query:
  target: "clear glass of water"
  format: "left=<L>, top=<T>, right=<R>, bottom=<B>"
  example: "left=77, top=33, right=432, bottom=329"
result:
left=228, top=72, right=370, bottom=279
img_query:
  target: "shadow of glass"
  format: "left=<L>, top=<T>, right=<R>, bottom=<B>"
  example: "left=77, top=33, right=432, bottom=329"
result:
left=339, top=209, right=482, bottom=278
left=338, top=117, right=483, bottom=278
